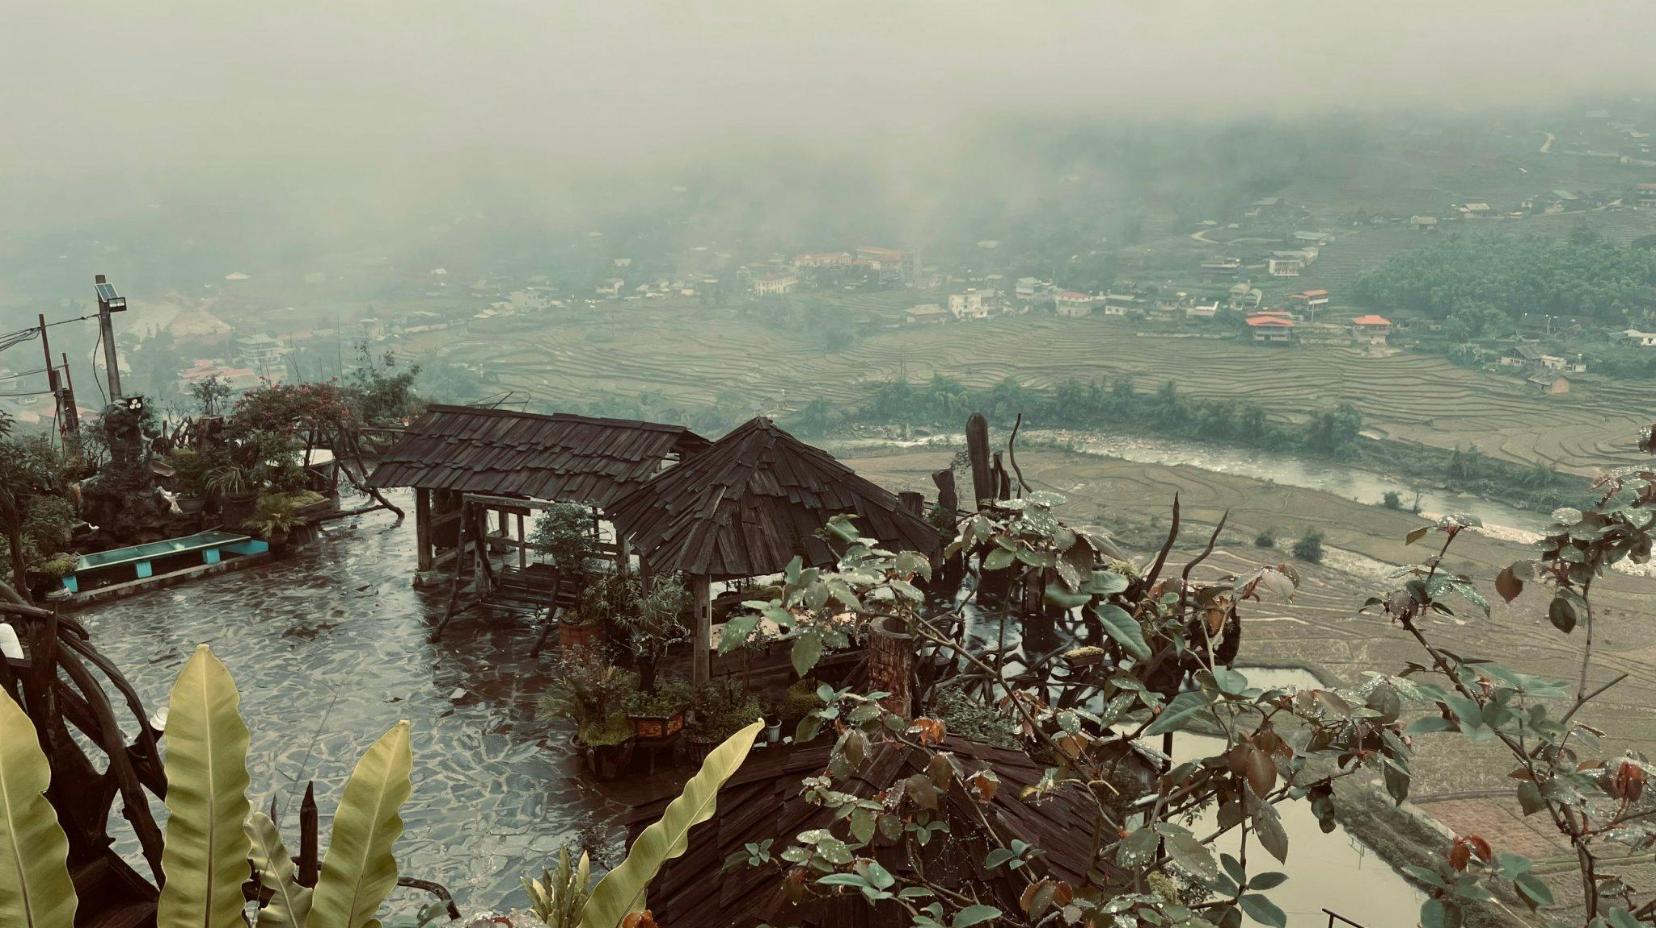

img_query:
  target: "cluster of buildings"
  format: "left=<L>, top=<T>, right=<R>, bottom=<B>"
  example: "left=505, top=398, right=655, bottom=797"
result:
left=749, top=245, right=916, bottom=297
left=1243, top=309, right=1393, bottom=347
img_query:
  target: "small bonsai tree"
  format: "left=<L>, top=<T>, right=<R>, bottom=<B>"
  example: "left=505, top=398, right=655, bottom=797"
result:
left=531, top=502, right=599, bottom=578
left=615, top=574, right=691, bottom=695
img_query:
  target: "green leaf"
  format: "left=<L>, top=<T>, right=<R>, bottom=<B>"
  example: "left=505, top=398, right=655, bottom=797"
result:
left=1406, top=715, right=1457, bottom=736
left=1144, top=690, right=1212, bottom=736
left=1239, top=893, right=1287, bottom=928
left=1514, top=873, right=1552, bottom=907
left=1248, top=872, right=1288, bottom=890
left=791, top=633, right=823, bottom=678
left=157, top=645, right=253, bottom=928
left=983, top=548, right=1015, bottom=571
left=1516, top=781, right=1546, bottom=816
left=1246, top=786, right=1288, bottom=864
left=1162, top=831, right=1217, bottom=882
left=0, top=689, right=78, bottom=928
left=246, top=811, right=312, bottom=928
left=1420, top=898, right=1448, bottom=928
left=952, top=905, right=1002, bottom=928
left=1095, top=603, right=1150, bottom=661
left=1548, top=595, right=1577, bottom=634
left=718, top=612, right=761, bottom=653
left=311, top=721, right=413, bottom=928
left=1043, top=582, right=1091, bottom=609
left=1405, top=526, right=1430, bottom=545
left=580, top=720, right=762, bottom=928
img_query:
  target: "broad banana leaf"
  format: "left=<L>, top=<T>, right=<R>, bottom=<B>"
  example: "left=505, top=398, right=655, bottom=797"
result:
left=0, top=689, right=77, bottom=928
left=579, top=719, right=762, bottom=928
left=246, top=811, right=312, bottom=928
left=157, top=645, right=254, bottom=928
left=310, top=721, right=412, bottom=928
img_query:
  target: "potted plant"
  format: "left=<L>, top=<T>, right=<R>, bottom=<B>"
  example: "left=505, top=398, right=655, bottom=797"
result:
left=614, top=574, right=690, bottom=695
left=165, top=447, right=212, bottom=514
left=540, top=651, right=636, bottom=780
left=622, top=677, right=692, bottom=740
left=562, top=572, right=630, bottom=652
left=685, top=680, right=762, bottom=763
left=533, top=503, right=607, bottom=650
left=244, top=489, right=325, bottom=549
left=762, top=696, right=783, bottom=744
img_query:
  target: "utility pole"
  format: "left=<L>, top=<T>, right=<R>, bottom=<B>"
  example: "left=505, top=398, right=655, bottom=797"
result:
left=58, top=353, right=80, bottom=437
left=37, top=314, right=62, bottom=436
left=94, top=274, right=127, bottom=400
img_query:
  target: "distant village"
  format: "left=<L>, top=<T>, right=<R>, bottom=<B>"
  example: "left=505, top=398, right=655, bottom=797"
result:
left=6, top=105, right=1655, bottom=429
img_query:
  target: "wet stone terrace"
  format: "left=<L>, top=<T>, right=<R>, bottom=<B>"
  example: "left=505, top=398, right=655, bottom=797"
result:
left=78, top=490, right=618, bottom=914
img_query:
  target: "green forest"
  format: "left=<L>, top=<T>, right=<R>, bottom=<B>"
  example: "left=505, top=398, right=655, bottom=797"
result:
left=1352, top=230, right=1656, bottom=335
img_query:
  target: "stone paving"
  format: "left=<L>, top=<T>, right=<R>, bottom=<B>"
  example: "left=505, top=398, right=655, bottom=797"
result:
left=78, top=490, right=618, bottom=914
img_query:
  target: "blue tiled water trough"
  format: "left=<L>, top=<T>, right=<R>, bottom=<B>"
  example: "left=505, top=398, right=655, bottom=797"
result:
left=60, top=529, right=269, bottom=593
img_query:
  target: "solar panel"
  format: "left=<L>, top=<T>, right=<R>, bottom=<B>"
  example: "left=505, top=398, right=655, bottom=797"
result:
left=95, top=282, right=118, bottom=302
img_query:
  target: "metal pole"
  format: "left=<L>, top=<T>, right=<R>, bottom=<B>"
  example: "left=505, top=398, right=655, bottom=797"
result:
left=94, top=275, right=123, bottom=399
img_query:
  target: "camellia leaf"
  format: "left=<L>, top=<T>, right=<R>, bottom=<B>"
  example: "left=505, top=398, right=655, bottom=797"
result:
left=952, top=905, right=1002, bottom=928
left=791, top=633, right=823, bottom=678
left=0, top=689, right=78, bottom=928
left=717, top=612, right=761, bottom=653
left=245, top=811, right=312, bottom=928
left=1144, top=690, right=1213, bottom=737
left=310, top=720, right=413, bottom=928
left=1239, top=893, right=1287, bottom=928
left=580, top=721, right=762, bottom=928
left=1246, top=785, right=1289, bottom=864
left=157, top=645, right=253, bottom=928
left=1094, top=603, right=1150, bottom=661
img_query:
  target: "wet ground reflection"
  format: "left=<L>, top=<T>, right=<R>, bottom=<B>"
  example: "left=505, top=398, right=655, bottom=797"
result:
left=77, top=490, right=617, bottom=914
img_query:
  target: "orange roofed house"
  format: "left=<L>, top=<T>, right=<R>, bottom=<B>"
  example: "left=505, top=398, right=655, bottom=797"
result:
left=1352, top=314, right=1391, bottom=344
left=1246, top=312, right=1295, bottom=345
left=1290, top=288, right=1330, bottom=318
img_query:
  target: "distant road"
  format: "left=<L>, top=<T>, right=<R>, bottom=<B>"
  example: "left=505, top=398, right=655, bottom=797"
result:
left=1539, top=131, right=1555, bottom=154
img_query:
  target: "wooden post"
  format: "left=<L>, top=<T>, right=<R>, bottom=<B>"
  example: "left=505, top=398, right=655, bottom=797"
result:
left=965, top=413, right=993, bottom=507
left=415, top=488, right=433, bottom=572
left=691, top=574, right=712, bottom=687
left=618, top=535, right=632, bottom=577
left=516, top=512, right=527, bottom=569
left=867, top=617, right=914, bottom=716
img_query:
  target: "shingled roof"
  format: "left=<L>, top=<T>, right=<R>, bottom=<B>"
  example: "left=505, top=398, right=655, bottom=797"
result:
left=627, top=737, right=1111, bottom=928
left=366, top=404, right=709, bottom=508
left=608, top=417, right=939, bottom=578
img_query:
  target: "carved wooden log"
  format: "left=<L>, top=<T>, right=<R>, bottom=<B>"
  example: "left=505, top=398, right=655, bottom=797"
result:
left=866, top=616, right=915, bottom=717
left=965, top=414, right=993, bottom=507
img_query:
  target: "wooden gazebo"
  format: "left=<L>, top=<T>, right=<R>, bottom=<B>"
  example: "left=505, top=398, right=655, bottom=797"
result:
left=367, top=404, right=709, bottom=573
left=608, top=417, right=939, bottom=684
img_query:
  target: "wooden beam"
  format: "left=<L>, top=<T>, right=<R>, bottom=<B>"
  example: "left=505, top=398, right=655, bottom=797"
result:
left=516, top=513, right=527, bottom=569
left=415, top=488, right=433, bottom=572
left=690, top=574, right=712, bottom=687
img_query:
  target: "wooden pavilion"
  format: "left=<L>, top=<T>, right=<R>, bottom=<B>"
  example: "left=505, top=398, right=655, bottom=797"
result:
left=608, top=417, right=940, bottom=685
left=367, top=404, right=710, bottom=573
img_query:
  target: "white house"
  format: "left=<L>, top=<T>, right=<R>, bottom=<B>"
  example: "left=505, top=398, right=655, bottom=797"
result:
left=1055, top=291, right=1096, bottom=317
left=1620, top=329, right=1656, bottom=348
left=948, top=289, right=999, bottom=320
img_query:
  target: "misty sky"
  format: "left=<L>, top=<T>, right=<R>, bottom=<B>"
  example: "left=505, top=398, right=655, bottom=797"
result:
left=3, top=1, right=1653, bottom=255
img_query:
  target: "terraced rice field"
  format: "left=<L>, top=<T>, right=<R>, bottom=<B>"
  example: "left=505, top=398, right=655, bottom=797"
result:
left=404, top=302, right=1648, bottom=473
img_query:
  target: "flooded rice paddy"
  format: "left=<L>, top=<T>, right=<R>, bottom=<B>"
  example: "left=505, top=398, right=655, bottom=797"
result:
left=78, top=490, right=616, bottom=914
